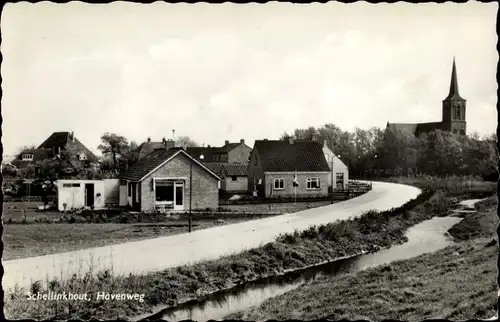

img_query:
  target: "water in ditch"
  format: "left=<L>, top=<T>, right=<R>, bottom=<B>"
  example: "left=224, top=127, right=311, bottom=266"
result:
left=146, top=202, right=474, bottom=322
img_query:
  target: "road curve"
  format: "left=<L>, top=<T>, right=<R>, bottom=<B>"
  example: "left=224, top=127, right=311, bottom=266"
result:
left=3, top=181, right=420, bottom=291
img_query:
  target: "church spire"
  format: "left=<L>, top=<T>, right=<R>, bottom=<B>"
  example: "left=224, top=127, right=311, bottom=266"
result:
left=445, top=57, right=463, bottom=100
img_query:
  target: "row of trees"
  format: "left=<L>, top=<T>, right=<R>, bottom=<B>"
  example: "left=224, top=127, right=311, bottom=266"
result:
left=282, top=124, right=497, bottom=180
left=96, top=133, right=199, bottom=171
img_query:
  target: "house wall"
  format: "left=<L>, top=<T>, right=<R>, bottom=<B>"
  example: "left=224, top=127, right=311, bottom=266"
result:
left=56, top=180, right=105, bottom=211
left=224, top=176, right=248, bottom=192
left=247, top=149, right=265, bottom=195
left=227, top=144, right=252, bottom=163
left=323, top=146, right=349, bottom=188
left=119, top=185, right=128, bottom=206
left=264, top=172, right=329, bottom=198
left=104, top=179, right=120, bottom=205
left=140, top=153, right=219, bottom=212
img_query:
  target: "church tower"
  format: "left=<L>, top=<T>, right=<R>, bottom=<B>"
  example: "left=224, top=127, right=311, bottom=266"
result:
left=441, top=58, right=466, bottom=134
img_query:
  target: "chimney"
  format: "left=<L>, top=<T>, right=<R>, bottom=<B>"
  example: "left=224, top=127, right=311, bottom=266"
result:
left=165, top=139, right=175, bottom=150
left=225, top=140, right=230, bottom=146
left=263, top=138, right=268, bottom=141
left=288, top=137, right=294, bottom=144
left=323, top=140, right=328, bottom=148
left=147, top=137, right=151, bottom=143
left=240, top=139, right=245, bottom=144
left=162, top=137, right=166, bottom=143
left=71, top=131, right=75, bottom=142
left=311, top=134, right=317, bottom=141
left=207, top=145, right=211, bottom=148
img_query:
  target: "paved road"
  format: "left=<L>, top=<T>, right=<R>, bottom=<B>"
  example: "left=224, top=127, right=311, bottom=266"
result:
left=3, top=181, right=420, bottom=291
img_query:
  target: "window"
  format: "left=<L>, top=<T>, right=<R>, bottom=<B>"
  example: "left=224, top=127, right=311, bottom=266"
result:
left=274, top=178, right=285, bottom=190
left=79, top=153, right=87, bottom=161
left=248, top=155, right=251, bottom=162
left=22, top=154, right=34, bottom=161
left=336, top=173, right=344, bottom=189
left=306, top=177, right=320, bottom=189
left=455, top=107, right=461, bottom=120
left=231, top=176, right=238, bottom=181
left=128, top=182, right=132, bottom=197
left=62, top=183, right=80, bottom=188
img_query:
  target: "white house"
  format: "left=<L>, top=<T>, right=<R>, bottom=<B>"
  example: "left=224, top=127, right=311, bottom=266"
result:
left=322, top=140, right=349, bottom=189
left=55, top=179, right=120, bottom=211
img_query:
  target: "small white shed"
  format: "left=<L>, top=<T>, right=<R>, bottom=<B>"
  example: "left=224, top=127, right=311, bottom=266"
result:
left=55, top=179, right=120, bottom=211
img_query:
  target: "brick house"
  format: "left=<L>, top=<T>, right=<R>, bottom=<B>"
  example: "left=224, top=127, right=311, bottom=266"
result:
left=14, top=131, right=97, bottom=168
left=186, top=139, right=252, bottom=163
left=119, top=146, right=221, bottom=212
left=205, top=163, right=249, bottom=193
left=247, top=139, right=330, bottom=198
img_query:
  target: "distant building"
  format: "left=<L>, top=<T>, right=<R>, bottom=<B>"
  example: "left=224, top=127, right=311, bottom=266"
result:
left=14, top=131, right=97, bottom=168
left=186, top=139, right=252, bottom=164
left=135, top=137, right=175, bottom=160
left=247, top=139, right=330, bottom=198
left=387, top=58, right=467, bottom=136
left=205, top=163, right=249, bottom=193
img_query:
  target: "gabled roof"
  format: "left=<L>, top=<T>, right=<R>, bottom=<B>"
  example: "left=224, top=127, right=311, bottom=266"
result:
left=38, top=132, right=71, bottom=149
left=223, top=163, right=249, bottom=176
left=386, top=123, right=418, bottom=135
left=253, top=140, right=330, bottom=172
left=186, top=147, right=221, bottom=162
left=36, top=132, right=97, bottom=162
left=386, top=122, right=445, bottom=137
left=204, top=163, right=225, bottom=176
left=119, top=148, right=221, bottom=182
left=135, top=141, right=166, bottom=158
left=186, top=141, right=251, bottom=162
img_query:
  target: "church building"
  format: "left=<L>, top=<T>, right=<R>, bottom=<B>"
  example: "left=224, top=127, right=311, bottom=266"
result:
left=387, top=58, right=467, bottom=136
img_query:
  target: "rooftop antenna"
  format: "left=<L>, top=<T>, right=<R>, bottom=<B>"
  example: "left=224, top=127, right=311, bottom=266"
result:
left=172, top=129, right=175, bottom=141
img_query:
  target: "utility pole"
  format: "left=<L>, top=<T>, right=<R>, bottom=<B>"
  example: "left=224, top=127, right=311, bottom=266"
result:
left=330, top=158, right=335, bottom=204
left=189, top=163, right=192, bottom=233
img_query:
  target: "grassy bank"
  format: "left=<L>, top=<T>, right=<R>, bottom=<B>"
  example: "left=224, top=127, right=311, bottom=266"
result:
left=229, top=179, right=499, bottom=321
left=448, top=195, right=498, bottom=242
left=5, top=176, right=496, bottom=320
left=229, top=237, right=497, bottom=321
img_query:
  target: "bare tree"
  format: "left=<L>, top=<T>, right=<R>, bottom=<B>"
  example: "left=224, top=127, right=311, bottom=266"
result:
left=175, top=136, right=199, bottom=149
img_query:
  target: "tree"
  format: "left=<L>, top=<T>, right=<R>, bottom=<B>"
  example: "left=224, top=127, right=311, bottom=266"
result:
left=97, top=133, right=129, bottom=171
left=175, top=136, right=199, bottom=149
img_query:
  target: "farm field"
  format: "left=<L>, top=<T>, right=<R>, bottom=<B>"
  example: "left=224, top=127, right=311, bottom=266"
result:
left=2, top=200, right=336, bottom=260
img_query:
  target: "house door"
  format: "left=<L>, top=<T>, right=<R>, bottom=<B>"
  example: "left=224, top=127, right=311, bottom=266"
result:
left=85, top=183, right=95, bottom=207
left=336, top=173, right=344, bottom=190
left=174, top=181, right=184, bottom=211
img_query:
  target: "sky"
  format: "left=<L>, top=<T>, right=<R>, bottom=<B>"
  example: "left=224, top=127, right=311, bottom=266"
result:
left=2, top=2, right=498, bottom=159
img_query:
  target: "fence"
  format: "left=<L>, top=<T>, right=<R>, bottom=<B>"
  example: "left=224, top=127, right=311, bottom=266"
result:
left=219, top=180, right=372, bottom=205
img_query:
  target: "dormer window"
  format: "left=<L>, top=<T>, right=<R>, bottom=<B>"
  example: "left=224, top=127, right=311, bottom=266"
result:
left=79, top=153, right=87, bottom=161
left=22, top=154, right=34, bottom=161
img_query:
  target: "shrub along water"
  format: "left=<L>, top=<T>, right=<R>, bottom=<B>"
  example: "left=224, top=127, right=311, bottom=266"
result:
left=5, top=176, right=496, bottom=320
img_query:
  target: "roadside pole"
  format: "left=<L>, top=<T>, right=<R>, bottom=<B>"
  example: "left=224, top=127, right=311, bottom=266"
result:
left=189, top=163, right=192, bottom=233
